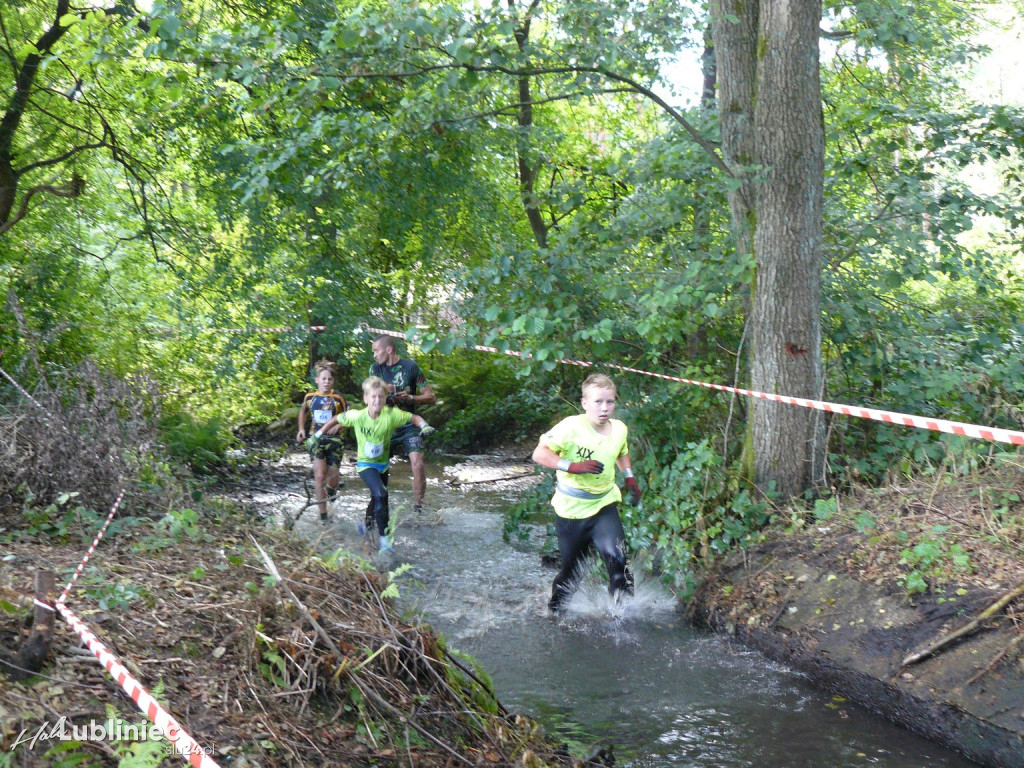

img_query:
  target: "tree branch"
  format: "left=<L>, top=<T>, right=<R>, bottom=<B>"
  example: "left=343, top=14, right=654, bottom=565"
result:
left=0, top=175, right=85, bottom=236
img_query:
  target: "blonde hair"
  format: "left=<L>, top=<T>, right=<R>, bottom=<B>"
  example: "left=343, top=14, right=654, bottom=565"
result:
left=314, top=359, right=337, bottom=377
left=582, top=373, right=616, bottom=397
left=362, top=376, right=389, bottom=396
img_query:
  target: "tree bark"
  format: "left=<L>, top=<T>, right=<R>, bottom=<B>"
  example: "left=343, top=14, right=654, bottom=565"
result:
left=10, top=571, right=55, bottom=680
left=709, top=0, right=758, bottom=263
left=0, top=1, right=72, bottom=229
left=750, top=0, right=825, bottom=497
left=511, top=0, right=548, bottom=249
left=712, top=0, right=826, bottom=498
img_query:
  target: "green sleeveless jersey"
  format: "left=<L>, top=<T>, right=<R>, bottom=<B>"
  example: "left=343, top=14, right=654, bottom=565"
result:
left=538, top=414, right=628, bottom=519
left=338, top=407, right=413, bottom=469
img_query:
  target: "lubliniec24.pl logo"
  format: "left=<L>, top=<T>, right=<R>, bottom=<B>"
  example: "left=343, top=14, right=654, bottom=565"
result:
left=8, top=716, right=214, bottom=758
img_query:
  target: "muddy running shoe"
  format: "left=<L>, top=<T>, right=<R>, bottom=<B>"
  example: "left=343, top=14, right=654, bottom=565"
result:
left=413, top=504, right=424, bottom=518
left=548, top=587, right=570, bottom=613
left=327, top=485, right=338, bottom=501
left=320, top=509, right=329, bottom=523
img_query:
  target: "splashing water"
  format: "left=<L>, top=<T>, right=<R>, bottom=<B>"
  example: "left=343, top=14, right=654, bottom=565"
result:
left=279, top=454, right=977, bottom=768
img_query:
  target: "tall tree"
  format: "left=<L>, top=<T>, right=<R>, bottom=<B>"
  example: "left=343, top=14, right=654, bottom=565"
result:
left=710, top=0, right=825, bottom=498
left=0, top=1, right=143, bottom=235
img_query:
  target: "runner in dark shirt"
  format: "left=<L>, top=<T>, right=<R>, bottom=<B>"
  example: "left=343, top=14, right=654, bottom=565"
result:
left=296, top=359, right=347, bottom=521
left=369, top=335, right=436, bottom=515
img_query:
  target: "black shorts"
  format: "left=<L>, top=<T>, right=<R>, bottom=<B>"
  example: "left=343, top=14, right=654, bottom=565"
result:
left=389, top=423, right=424, bottom=457
left=312, top=435, right=344, bottom=467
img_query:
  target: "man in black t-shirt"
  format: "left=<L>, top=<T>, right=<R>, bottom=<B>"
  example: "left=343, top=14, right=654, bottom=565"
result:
left=370, top=335, right=436, bottom=514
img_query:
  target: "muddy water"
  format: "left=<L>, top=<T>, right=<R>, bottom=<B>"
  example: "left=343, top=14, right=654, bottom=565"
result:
left=267, top=452, right=978, bottom=768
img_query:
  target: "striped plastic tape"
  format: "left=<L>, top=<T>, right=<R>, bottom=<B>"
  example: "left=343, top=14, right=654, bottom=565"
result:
left=363, top=326, right=1024, bottom=446
left=55, top=602, right=221, bottom=768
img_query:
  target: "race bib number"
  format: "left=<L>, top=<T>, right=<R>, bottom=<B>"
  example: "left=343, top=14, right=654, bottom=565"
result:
left=365, top=442, right=384, bottom=459
left=313, top=409, right=331, bottom=425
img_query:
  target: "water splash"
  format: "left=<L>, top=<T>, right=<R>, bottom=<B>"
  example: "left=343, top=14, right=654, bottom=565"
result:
left=556, top=553, right=678, bottom=624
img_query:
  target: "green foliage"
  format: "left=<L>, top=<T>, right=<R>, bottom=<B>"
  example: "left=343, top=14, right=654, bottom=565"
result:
left=40, top=739, right=91, bottom=768
left=15, top=492, right=87, bottom=543
left=428, top=352, right=564, bottom=452
left=441, top=645, right=502, bottom=717
left=379, top=562, right=413, bottom=600
left=897, top=525, right=974, bottom=595
left=158, top=508, right=205, bottom=542
left=623, top=438, right=769, bottom=593
left=504, top=470, right=555, bottom=544
left=82, top=567, right=148, bottom=611
left=812, top=496, right=839, bottom=522
left=159, top=411, right=230, bottom=474
left=2, top=0, right=1024, bottom=594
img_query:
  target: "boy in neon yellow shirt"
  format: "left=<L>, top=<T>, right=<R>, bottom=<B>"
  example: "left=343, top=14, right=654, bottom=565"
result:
left=319, top=376, right=435, bottom=553
left=532, top=374, right=642, bottom=611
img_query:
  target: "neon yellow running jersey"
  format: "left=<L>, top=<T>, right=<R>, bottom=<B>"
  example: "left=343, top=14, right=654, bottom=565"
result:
left=538, top=414, right=628, bottom=519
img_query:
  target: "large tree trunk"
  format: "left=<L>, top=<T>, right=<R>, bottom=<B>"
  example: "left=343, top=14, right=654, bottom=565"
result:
left=750, top=0, right=825, bottom=497
left=712, top=0, right=826, bottom=498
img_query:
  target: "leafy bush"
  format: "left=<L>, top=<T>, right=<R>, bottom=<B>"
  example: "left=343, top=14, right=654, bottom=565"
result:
left=624, top=438, right=770, bottom=595
left=159, top=411, right=231, bottom=474
left=426, top=352, right=565, bottom=452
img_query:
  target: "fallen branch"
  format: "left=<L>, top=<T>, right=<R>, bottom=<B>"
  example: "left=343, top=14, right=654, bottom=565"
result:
left=251, top=536, right=343, bottom=659
left=445, top=471, right=535, bottom=486
left=902, top=582, right=1024, bottom=667
left=965, top=632, right=1024, bottom=687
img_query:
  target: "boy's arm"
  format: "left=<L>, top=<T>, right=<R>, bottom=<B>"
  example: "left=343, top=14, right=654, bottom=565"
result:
left=296, top=400, right=309, bottom=441
left=532, top=443, right=603, bottom=474
left=322, top=396, right=345, bottom=436
left=410, top=414, right=435, bottom=436
left=616, top=454, right=642, bottom=505
left=315, top=414, right=340, bottom=436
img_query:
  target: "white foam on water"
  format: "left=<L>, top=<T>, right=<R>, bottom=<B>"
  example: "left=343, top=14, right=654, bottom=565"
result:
left=555, top=553, right=678, bottom=625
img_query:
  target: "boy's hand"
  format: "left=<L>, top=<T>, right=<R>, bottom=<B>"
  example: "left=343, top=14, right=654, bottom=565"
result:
left=624, top=477, right=642, bottom=506
left=568, top=460, right=604, bottom=474
left=419, top=423, right=436, bottom=437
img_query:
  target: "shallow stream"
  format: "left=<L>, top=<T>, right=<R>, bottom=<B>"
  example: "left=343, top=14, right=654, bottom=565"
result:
left=266, top=452, right=978, bottom=768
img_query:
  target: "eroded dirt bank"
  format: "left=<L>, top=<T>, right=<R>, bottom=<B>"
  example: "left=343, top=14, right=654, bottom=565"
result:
left=686, top=467, right=1024, bottom=768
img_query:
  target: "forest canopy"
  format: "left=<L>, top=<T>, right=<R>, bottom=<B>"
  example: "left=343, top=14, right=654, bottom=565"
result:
left=2, top=0, right=1023, bottom=581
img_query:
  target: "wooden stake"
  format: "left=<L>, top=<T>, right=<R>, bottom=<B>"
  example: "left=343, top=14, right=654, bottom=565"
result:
left=11, top=571, right=55, bottom=680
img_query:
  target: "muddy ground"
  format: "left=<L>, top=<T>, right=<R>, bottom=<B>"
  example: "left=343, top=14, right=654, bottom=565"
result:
left=687, top=465, right=1024, bottom=768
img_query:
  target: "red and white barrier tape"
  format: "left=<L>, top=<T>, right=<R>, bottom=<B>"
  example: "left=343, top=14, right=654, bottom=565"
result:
left=0, top=364, right=46, bottom=412
left=54, top=602, right=221, bottom=767
left=57, top=490, right=126, bottom=604
left=154, top=325, right=327, bottom=335
left=364, top=326, right=1024, bottom=447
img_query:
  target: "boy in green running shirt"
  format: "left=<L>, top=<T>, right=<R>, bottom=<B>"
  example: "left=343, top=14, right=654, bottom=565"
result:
left=319, top=376, right=435, bottom=553
left=532, top=373, right=642, bottom=612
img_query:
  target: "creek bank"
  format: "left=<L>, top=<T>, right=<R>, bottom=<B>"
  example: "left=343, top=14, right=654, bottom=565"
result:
left=0, top=472, right=593, bottom=768
left=686, top=468, right=1024, bottom=768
